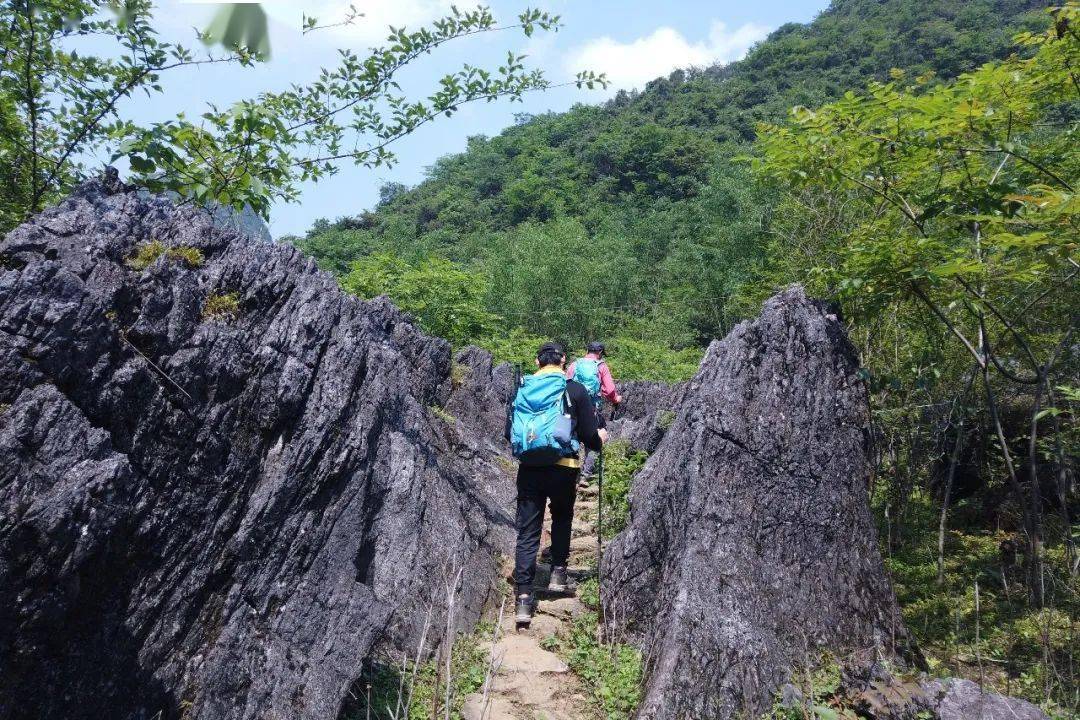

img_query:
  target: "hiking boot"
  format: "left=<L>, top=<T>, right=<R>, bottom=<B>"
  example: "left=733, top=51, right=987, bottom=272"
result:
left=548, top=566, right=568, bottom=592
left=515, top=593, right=534, bottom=625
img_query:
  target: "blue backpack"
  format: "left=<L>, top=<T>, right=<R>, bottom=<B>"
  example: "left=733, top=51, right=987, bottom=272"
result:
left=572, top=358, right=603, bottom=406
left=510, top=373, right=579, bottom=466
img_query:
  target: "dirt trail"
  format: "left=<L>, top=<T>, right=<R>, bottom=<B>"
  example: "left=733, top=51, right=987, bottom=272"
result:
left=462, top=485, right=602, bottom=720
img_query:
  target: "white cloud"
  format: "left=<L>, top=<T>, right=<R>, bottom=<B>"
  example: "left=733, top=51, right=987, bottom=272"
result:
left=566, top=21, right=770, bottom=91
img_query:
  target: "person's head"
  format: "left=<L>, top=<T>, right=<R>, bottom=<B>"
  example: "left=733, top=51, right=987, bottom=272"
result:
left=536, top=341, right=566, bottom=369
left=586, top=341, right=606, bottom=358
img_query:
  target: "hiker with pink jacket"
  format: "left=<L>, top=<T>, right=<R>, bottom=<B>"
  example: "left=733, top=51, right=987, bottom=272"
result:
left=566, top=342, right=622, bottom=411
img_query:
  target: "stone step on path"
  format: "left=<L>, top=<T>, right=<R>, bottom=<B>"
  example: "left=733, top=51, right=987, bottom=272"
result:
left=462, top=535, right=599, bottom=720
left=539, top=519, right=596, bottom=538
left=537, top=497, right=600, bottom=557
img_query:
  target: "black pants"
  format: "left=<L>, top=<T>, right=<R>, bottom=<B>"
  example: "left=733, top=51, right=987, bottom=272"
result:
left=514, top=464, right=579, bottom=595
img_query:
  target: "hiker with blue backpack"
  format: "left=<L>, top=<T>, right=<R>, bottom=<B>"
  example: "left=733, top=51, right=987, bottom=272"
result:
left=506, top=342, right=607, bottom=626
left=567, top=342, right=622, bottom=483
left=566, top=342, right=622, bottom=412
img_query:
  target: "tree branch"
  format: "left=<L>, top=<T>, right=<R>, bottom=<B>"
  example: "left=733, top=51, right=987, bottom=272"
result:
left=290, top=82, right=577, bottom=168
left=33, top=55, right=239, bottom=206
left=956, top=276, right=1042, bottom=374
left=910, top=283, right=984, bottom=365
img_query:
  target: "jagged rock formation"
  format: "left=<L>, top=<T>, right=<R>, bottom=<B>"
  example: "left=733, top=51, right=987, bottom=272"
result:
left=601, top=286, right=916, bottom=719
left=446, top=348, right=516, bottom=453
left=843, top=673, right=1051, bottom=720
left=604, top=380, right=684, bottom=454
left=600, top=287, right=1050, bottom=720
left=0, top=172, right=513, bottom=720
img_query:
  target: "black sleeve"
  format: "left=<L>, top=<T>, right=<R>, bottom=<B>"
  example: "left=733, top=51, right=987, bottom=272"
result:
left=567, top=381, right=602, bottom=452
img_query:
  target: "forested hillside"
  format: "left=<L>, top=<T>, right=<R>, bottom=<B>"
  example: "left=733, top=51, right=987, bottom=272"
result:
left=294, top=0, right=1048, bottom=376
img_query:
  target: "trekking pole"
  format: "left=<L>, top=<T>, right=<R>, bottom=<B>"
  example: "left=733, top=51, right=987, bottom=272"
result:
left=596, top=443, right=603, bottom=589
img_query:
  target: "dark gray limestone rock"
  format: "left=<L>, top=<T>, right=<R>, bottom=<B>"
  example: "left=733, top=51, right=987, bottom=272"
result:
left=209, top=201, right=273, bottom=244
left=601, top=286, right=917, bottom=719
left=0, top=171, right=513, bottom=720
left=445, top=345, right=516, bottom=452
left=603, top=379, right=685, bottom=454
left=926, top=678, right=1048, bottom=720
left=845, top=668, right=1050, bottom=720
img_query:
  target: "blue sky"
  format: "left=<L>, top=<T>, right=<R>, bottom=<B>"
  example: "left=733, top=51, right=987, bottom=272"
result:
left=117, top=1, right=831, bottom=236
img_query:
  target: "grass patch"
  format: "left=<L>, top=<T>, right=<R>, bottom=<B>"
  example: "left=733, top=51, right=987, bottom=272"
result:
left=558, top=611, right=643, bottom=720
left=126, top=240, right=204, bottom=270
left=763, top=654, right=860, bottom=720
left=495, top=454, right=517, bottom=477
left=429, top=405, right=457, bottom=425
left=167, top=244, right=204, bottom=267
left=349, top=623, right=492, bottom=720
left=201, top=292, right=240, bottom=321
left=577, top=575, right=600, bottom=610
left=449, top=362, right=471, bottom=389
left=538, top=567, right=642, bottom=719
left=597, top=440, right=648, bottom=539
left=656, top=409, right=676, bottom=430
left=125, top=240, right=166, bottom=270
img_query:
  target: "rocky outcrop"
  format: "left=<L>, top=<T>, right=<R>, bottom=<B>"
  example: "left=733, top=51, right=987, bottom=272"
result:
left=443, top=345, right=519, bottom=509
left=837, top=670, right=1051, bottom=720
left=603, top=380, right=684, bottom=454
left=0, top=172, right=513, bottom=720
left=601, top=286, right=918, bottom=719
left=922, top=678, right=1048, bottom=720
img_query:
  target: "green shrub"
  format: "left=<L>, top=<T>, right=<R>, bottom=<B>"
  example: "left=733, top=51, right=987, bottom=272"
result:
left=126, top=241, right=204, bottom=270
left=342, top=254, right=497, bottom=346
left=480, top=327, right=550, bottom=371
left=604, top=336, right=702, bottom=383
left=201, top=292, right=240, bottom=321
left=599, top=440, right=648, bottom=539
left=879, top=490, right=1079, bottom=712
left=351, top=624, right=491, bottom=720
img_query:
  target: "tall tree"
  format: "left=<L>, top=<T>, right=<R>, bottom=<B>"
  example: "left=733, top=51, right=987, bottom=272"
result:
left=0, top=1, right=603, bottom=232
left=755, top=2, right=1079, bottom=602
